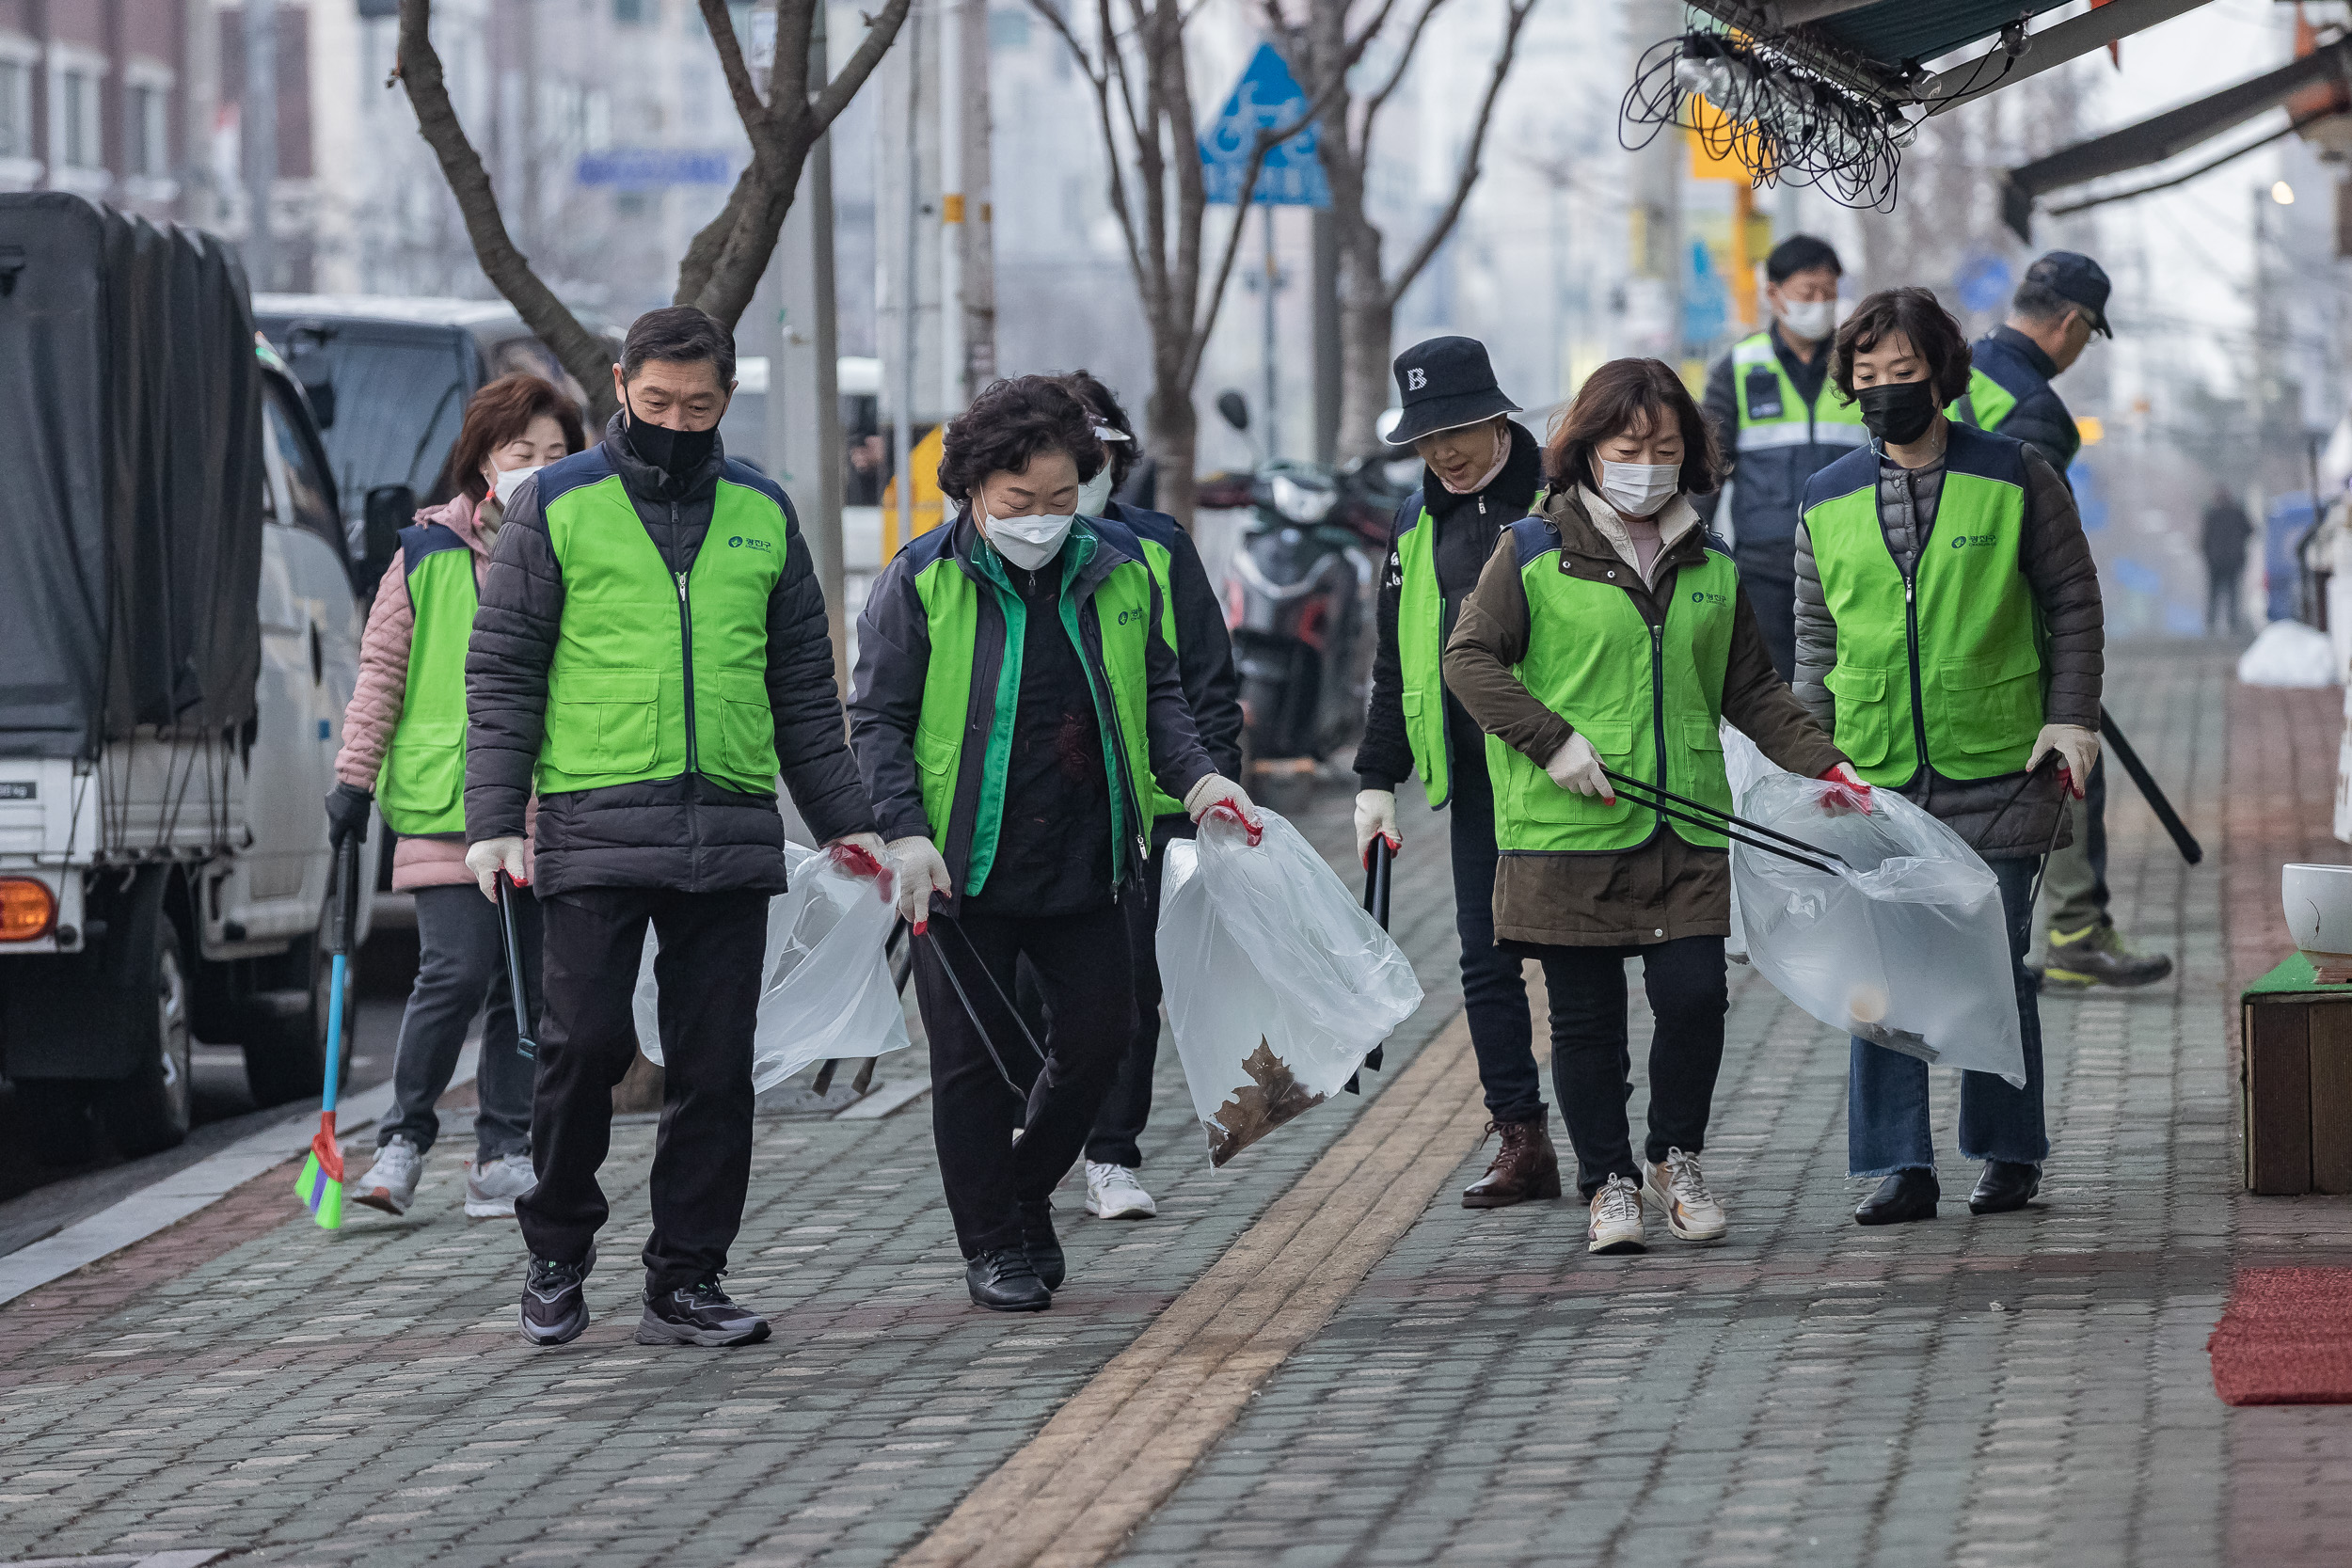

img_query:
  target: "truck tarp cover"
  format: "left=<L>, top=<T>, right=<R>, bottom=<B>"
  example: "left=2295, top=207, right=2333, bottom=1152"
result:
left=0, top=193, right=264, bottom=758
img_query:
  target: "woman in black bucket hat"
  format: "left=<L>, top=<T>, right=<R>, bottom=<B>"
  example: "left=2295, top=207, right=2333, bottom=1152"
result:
left=1355, top=336, right=1559, bottom=1209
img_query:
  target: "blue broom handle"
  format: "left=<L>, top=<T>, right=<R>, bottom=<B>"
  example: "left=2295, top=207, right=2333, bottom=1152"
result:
left=321, top=835, right=361, bottom=1117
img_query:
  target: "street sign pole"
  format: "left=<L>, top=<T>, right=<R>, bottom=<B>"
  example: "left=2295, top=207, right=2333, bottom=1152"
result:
left=1200, top=41, right=1331, bottom=444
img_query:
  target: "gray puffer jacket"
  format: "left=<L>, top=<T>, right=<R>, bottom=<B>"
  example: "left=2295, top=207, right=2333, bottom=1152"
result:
left=465, top=414, right=876, bottom=896
left=1792, top=427, right=2102, bottom=858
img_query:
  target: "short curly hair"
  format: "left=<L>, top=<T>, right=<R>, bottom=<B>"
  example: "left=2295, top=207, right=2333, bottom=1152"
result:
left=1830, top=287, right=1973, bottom=407
left=936, top=375, right=1103, bottom=505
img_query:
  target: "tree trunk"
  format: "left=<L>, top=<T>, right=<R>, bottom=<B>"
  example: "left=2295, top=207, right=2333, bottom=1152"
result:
left=1149, top=365, right=1200, bottom=525
left=1332, top=211, right=1391, bottom=464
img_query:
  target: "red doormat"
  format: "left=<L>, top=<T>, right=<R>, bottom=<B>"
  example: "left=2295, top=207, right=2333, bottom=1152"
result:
left=2209, top=1267, right=2352, bottom=1404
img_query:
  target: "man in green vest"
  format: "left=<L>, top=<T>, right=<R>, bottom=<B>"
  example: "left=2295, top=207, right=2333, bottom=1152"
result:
left=1954, top=251, right=2172, bottom=993
left=465, top=307, right=883, bottom=1349
left=1697, top=235, right=1867, bottom=681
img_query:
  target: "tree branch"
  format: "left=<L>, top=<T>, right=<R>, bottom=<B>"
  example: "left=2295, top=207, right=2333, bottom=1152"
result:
left=394, top=0, right=616, bottom=422
left=1028, top=0, right=1152, bottom=297
left=811, top=0, right=912, bottom=130
left=1359, top=0, right=1447, bottom=151
left=1382, top=0, right=1535, bottom=308
left=696, top=0, right=774, bottom=134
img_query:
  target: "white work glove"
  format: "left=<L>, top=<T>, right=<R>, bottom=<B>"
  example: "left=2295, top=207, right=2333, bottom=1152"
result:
left=1353, top=788, right=1401, bottom=869
left=886, top=835, right=953, bottom=932
left=1818, top=762, right=1874, bottom=816
left=2026, top=723, right=2101, bottom=800
left=825, top=832, right=892, bottom=901
left=1544, top=734, right=1614, bottom=801
left=464, top=836, right=530, bottom=901
left=1184, top=772, right=1263, bottom=842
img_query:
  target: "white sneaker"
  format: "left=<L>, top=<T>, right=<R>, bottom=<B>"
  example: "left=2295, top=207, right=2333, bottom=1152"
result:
left=1085, top=1161, right=1157, bottom=1219
left=465, top=1151, right=537, bottom=1219
left=1587, top=1174, right=1646, bottom=1255
left=1644, top=1148, right=1728, bottom=1242
left=353, top=1135, right=422, bottom=1216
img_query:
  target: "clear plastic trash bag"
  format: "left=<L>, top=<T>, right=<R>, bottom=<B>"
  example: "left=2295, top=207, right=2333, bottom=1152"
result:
left=1720, top=721, right=1785, bottom=964
left=1156, top=807, right=1423, bottom=1166
left=635, top=842, right=908, bottom=1090
left=2238, top=618, right=2340, bottom=689
left=1733, top=774, right=2025, bottom=1087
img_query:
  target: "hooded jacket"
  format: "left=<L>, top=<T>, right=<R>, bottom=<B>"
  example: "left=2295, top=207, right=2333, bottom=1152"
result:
left=463, top=412, right=875, bottom=897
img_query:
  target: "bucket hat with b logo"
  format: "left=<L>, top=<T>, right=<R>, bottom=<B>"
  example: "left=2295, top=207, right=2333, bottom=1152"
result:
left=1388, top=335, right=1520, bottom=447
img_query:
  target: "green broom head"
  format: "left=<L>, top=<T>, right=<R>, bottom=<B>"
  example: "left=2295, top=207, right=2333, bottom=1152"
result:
left=295, top=1111, right=345, bottom=1230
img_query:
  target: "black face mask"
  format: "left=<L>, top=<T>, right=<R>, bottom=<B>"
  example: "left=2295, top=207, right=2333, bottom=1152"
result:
left=1856, top=380, right=1938, bottom=446
left=623, top=393, right=720, bottom=478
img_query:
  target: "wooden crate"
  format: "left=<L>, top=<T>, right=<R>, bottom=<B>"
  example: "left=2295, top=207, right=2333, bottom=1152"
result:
left=2243, top=953, right=2352, bottom=1194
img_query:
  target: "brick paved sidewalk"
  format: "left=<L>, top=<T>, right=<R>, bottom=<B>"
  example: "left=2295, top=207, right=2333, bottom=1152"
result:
left=5, top=643, right=2348, bottom=1568
left=0, top=788, right=1468, bottom=1568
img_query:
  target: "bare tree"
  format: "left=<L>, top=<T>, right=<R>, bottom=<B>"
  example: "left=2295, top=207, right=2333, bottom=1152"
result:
left=395, top=0, right=910, bottom=422
left=1031, top=0, right=1383, bottom=521
left=1272, top=0, right=1538, bottom=460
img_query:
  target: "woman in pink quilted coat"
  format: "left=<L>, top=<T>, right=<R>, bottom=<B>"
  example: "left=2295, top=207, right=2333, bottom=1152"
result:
left=324, top=374, right=584, bottom=1221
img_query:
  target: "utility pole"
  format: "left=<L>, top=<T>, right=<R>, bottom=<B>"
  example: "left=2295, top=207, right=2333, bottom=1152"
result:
left=1261, top=203, right=1278, bottom=460
left=242, top=0, right=278, bottom=289
left=1622, top=0, right=1680, bottom=365
left=1311, top=210, right=1340, bottom=463
left=888, top=9, right=922, bottom=558
left=940, top=0, right=993, bottom=408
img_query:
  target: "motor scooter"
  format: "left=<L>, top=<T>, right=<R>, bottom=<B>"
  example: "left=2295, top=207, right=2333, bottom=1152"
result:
left=1200, top=392, right=1415, bottom=772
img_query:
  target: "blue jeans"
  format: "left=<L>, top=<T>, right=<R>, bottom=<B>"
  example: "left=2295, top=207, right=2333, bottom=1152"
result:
left=1445, top=742, right=1543, bottom=1124
left=1847, top=855, right=2047, bottom=1177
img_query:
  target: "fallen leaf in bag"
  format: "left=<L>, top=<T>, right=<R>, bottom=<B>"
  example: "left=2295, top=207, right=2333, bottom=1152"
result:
left=1206, top=1039, right=1327, bottom=1167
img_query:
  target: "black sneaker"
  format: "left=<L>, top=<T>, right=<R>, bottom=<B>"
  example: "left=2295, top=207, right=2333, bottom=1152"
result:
left=2043, top=922, right=2172, bottom=990
left=519, top=1246, right=595, bottom=1347
left=966, top=1246, right=1050, bottom=1312
left=635, top=1276, right=771, bottom=1347
left=1019, top=1198, right=1064, bottom=1291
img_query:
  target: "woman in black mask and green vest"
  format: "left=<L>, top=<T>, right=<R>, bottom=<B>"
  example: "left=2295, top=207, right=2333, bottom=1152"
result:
left=850, top=376, right=1252, bottom=1312
left=1793, top=289, right=2103, bottom=1227
left=1355, top=336, right=1553, bottom=1208
left=1444, top=358, right=1856, bottom=1255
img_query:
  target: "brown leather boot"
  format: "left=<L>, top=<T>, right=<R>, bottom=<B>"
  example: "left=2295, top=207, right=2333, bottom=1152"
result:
left=1461, top=1117, right=1563, bottom=1208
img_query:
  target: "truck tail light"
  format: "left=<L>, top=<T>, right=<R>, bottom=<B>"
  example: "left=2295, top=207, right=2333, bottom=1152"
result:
left=0, top=879, right=56, bottom=941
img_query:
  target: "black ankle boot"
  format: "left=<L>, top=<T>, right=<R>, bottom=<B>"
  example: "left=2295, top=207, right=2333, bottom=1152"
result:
left=1854, top=1168, right=1939, bottom=1226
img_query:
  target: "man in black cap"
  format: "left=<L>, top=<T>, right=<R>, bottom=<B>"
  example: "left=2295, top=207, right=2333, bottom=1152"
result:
left=1957, top=251, right=2172, bottom=992
left=1358, top=336, right=1558, bottom=1209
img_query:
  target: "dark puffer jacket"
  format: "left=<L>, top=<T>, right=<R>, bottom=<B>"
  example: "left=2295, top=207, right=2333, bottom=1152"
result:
left=1791, top=428, right=2101, bottom=858
left=465, top=413, right=876, bottom=896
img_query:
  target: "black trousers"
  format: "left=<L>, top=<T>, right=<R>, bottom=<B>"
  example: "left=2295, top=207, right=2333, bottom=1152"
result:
left=914, top=908, right=1136, bottom=1257
left=517, top=886, right=768, bottom=1291
left=1446, top=747, right=1543, bottom=1125
left=1530, top=936, right=1729, bottom=1198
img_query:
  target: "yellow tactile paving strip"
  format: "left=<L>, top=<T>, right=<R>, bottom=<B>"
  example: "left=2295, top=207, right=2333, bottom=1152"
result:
left=896, top=1006, right=1489, bottom=1568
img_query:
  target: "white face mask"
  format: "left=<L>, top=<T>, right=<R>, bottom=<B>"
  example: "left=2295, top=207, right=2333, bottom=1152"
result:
left=1074, top=468, right=1116, bottom=517
left=1778, top=297, right=1837, bottom=342
left=490, top=463, right=544, bottom=510
left=983, top=506, right=1075, bottom=571
left=1598, top=460, right=1680, bottom=519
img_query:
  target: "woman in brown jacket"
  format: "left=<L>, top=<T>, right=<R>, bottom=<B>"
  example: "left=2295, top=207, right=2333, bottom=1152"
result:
left=323, top=375, right=584, bottom=1220
left=1443, top=358, right=1860, bottom=1255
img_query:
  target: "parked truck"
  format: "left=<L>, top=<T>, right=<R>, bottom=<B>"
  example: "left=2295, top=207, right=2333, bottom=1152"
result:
left=0, top=195, right=373, bottom=1156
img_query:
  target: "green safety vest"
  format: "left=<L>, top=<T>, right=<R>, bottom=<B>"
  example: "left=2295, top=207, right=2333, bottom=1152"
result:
left=1956, top=366, right=2019, bottom=436
left=908, top=520, right=1156, bottom=893
left=1391, top=499, right=1454, bottom=809
left=1104, top=520, right=1188, bottom=820
left=536, top=469, right=787, bottom=798
left=1802, top=423, right=2044, bottom=786
left=1730, top=330, right=1868, bottom=452
left=1486, top=520, right=1741, bottom=855
left=374, top=523, right=476, bottom=835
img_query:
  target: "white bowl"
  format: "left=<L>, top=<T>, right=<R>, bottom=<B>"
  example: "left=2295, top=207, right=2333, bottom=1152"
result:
left=2283, top=863, right=2352, bottom=959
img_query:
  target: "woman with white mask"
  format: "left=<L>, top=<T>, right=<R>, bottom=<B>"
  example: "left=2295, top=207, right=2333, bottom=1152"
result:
left=850, top=375, right=1253, bottom=1312
left=1444, top=358, right=1862, bottom=1257
left=327, top=374, right=583, bottom=1221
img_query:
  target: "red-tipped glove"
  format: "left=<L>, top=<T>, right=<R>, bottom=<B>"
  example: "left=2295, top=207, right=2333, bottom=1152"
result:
left=1819, top=762, right=1873, bottom=815
left=826, top=832, right=891, bottom=901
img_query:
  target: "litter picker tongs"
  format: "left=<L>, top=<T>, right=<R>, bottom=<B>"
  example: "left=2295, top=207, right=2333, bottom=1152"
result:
left=1598, top=768, right=1850, bottom=876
